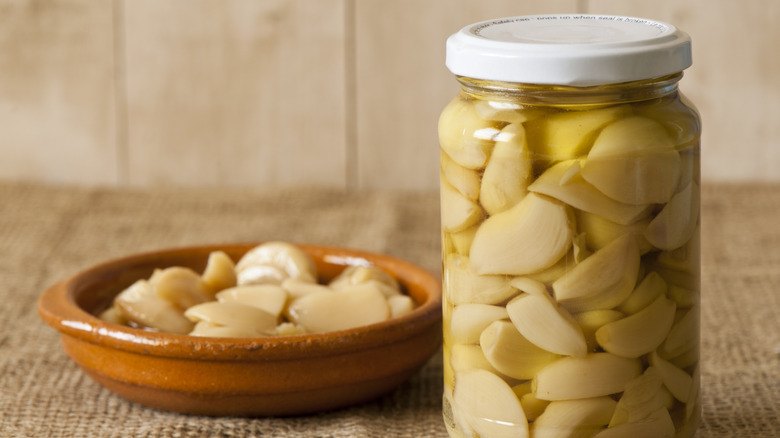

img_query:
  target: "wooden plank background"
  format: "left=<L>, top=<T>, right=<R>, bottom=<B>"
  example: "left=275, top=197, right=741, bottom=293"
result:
left=1, top=0, right=777, bottom=190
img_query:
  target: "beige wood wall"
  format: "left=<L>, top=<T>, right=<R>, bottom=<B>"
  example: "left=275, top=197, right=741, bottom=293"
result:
left=1, top=0, right=777, bottom=190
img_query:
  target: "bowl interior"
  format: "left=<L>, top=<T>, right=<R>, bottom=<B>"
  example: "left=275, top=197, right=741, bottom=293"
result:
left=71, top=243, right=435, bottom=319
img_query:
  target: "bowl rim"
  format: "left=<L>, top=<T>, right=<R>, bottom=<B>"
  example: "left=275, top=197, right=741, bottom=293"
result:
left=38, top=242, right=443, bottom=361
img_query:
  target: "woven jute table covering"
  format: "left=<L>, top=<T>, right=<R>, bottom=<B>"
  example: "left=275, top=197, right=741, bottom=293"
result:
left=0, top=181, right=777, bottom=437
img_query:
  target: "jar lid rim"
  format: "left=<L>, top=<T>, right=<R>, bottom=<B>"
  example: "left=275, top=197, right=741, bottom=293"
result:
left=446, top=14, right=692, bottom=86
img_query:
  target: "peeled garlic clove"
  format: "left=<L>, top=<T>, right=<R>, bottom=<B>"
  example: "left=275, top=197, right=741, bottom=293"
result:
left=531, top=397, right=617, bottom=438
left=512, top=381, right=550, bottom=421
left=236, top=241, right=318, bottom=285
left=441, top=152, right=481, bottom=201
left=329, top=265, right=400, bottom=291
left=387, top=294, right=415, bottom=318
left=189, top=321, right=261, bottom=338
left=668, top=285, right=697, bottom=308
left=285, top=284, right=389, bottom=333
left=618, top=272, right=667, bottom=315
left=237, top=264, right=287, bottom=286
left=184, top=301, right=277, bottom=334
left=281, top=277, right=332, bottom=301
left=114, top=280, right=195, bottom=334
left=608, top=367, right=673, bottom=427
left=441, top=174, right=484, bottom=233
left=451, top=344, right=504, bottom=376
left=660, top=306, right=699, bottom=358
left=439, top=97, right=503, bottom=169
left=525, top=104, right=631, bottom=164
left=524, top=248, right=581, bottom=286
left=593, top=407, right=675, bottom=438
left=480, top=320, right=560, bottom=380
left=575, top=209, right=653, bottom=254
left=512, top=380, right=533, bottom=397
left=553, top=234, right=640, bottom=313
left=444, top=254, right=516, bottom=305
left=509, top=277, right=550, bottom=297
left=150, top=266, right=211, bottom=310
left=572, top=309, right=625, bottom=352
left=98, top=305, right=128, bottom=325
left=216, top=284, right=288, bottom=318
left=520, top=392, right=551, bottom=422
left=470, top=193, right=574, bottom=276
left=595, top=294, right=676, bottom=358
left=637, top=95, right=701, bottom=148
left=480, top=123, right=532, bottom=215
left=533, top=353, right=642, bottom=401
left=447, top=226, right=478, bottom=256
left=650, top=351, right=692, bottom=403
left=581, top=116, right=681, bottom=205
left=668, top=344, right=699, bottom=370
left=272, top=322, right=308, bottom=336
left=507, top=294, right=588, bottom=358
left=336, top=279, right=399, bottom=298
left=453, top=369, right=529, bottom=438
left=649, top=226, right=699, bottom=288
left=451, top=303, right=509, bottom=344
left=443, top=387, right=473, bottom=438
left=529, top=160, right=652, bottom=225
left=201, top=250, right=237, bottom=296
left=645, top=181, right=700, bottom=250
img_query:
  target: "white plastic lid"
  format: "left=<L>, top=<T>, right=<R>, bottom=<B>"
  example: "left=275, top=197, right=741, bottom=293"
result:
left=446, top=14, right=692, bottom=86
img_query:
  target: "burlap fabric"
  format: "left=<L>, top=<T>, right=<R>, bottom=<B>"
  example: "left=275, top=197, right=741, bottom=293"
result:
left=0, top=181, right=777, bottom=437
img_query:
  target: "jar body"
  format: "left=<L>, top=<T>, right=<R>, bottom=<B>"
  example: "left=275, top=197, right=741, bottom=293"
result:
left=439, top=75, right=701, bottom=438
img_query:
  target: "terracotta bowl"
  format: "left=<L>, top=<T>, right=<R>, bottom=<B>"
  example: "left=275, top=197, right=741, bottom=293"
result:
left=38, top=243, right=442, bottom=417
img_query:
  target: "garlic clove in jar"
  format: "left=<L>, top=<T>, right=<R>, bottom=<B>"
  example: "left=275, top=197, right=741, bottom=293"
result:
left=470, top=192, right=574, bottom=276
left=595, top=294, right=676, bottom=358
left=444, top=254, right=516, bottom=305
left=479, top=122, right=533, bottom=215
left=506, top=293, right=588, bottom=358
left=440, top=173, right=485, bottom=233
left=439, top=96, right=503, bottom=170
left=575, top=209, right=653, bottom=254
left=531, top=396, right=617, bottom=438
left=480, top=320, right=560, bottom=380
left=529, top=160, right=653, bottom=225
left=525, top=104, right=631, bottom=165
left=451, top=303, right=509, bottom=345
left=553, top=234, right=640, bottom=313
left=618, top=272, right=668, bottom=315
left=649, top=351, right=693, bottom=403
left=608, top=367, right=675, bottom=427
left=441, top=151, right=482, bottom=202
left=581, top=116, right=681, bottom=205
left=572, top=309, right=625, bottom=352
left=453, top=369, right=530, bottom=438
left=644, top=180, right=700, bottom=251
left=533, top=353, right=642, bottom=401
left=595, top=407, right=675, bottom=438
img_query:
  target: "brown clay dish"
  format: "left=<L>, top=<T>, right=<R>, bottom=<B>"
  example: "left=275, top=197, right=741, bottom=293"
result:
left=38, top=243, right=442, bottom=417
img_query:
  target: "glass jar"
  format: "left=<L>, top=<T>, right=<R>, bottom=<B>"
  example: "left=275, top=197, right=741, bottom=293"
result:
left=439, top=15, right=701, bottom=438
